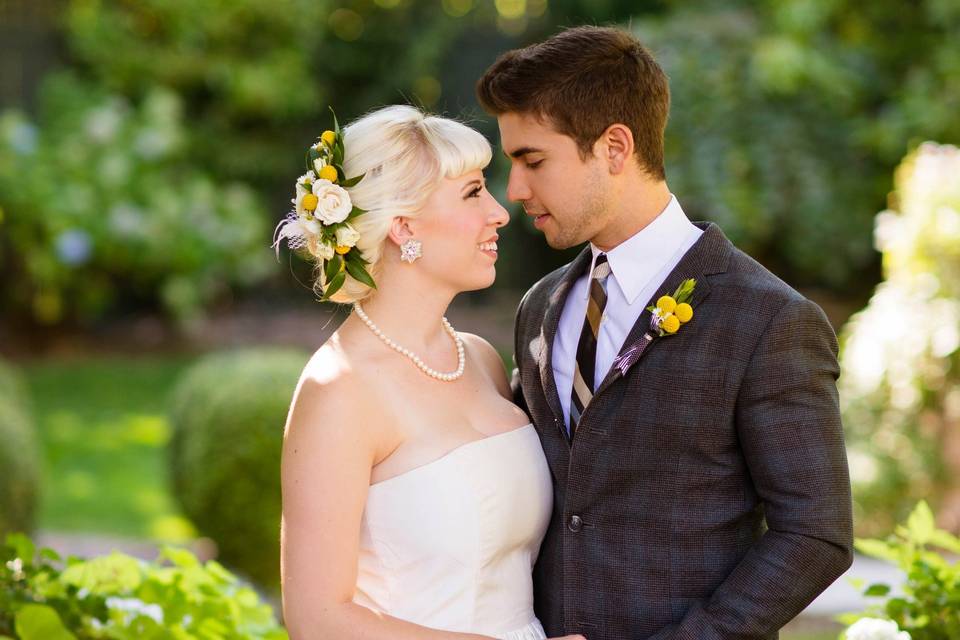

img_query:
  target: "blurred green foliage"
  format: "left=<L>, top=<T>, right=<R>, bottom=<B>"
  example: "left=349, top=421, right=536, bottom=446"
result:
left=168, top=349, right=307, bottom=591
left=840, top=501, right=960, bottom=638
left=839, top=142, right=960, bottom=536
left=1, top=0, right=957, bottom=320
left=633, top=0, right=960, bottom=291
left=0, top=75, right=273, bottom=328
left=0, top=533, right=287, bottom=639
left=0, top=359, right=40, bottom=538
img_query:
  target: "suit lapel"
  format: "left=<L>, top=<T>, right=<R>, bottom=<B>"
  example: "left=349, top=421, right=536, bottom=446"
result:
left=536, top=247, right=593, bottom=447
left=593, top=222, right=731, bottom=398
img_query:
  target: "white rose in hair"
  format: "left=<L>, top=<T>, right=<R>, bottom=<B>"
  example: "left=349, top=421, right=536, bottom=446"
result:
left=845, top=618, right=911, bottom=640
left=311, top=179, right=353, bottom=225
left=335, top=224, right=361, bottom=248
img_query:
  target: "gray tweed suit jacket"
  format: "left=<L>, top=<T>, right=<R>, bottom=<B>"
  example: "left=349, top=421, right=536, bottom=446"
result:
left=513, top=222, right=854, bottom=640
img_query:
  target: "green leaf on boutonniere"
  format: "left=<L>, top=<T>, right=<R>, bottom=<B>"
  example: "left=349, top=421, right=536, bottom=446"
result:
left=672, top=278, right=696, bottom=304
left=324, top=270, right=346, bottom=299
left=324, top=254, right=342, bottom=282
left=346, top=259, right=376, bottom=289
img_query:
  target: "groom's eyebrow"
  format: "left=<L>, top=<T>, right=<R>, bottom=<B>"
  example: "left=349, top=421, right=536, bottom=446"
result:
left=505, top=146, right=543, bottom=159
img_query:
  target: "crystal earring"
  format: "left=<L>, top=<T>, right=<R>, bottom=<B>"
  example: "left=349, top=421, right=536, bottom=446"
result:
left=400, top=238, right=422, bottom=264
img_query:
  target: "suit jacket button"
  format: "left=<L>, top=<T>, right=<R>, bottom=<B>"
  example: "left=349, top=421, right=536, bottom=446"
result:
left=568, top=515, right=582, bottom=532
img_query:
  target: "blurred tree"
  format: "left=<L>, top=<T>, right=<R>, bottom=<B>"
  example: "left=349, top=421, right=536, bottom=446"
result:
left=629, top=0, right=959, bottom=293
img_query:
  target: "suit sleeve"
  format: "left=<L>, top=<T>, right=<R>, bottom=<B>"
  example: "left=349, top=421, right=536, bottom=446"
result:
left=649, top=297, right=854, bottom=639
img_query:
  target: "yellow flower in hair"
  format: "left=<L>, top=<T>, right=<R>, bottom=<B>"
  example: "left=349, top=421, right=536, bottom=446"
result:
left=301, top=193, right=319, bottom=211
left=321, top=130, right=336, bottom=146
left=656, top=295, right=677, bottom=313
left=318, top=165, right=339, bottom=183
left=661, top=315, right=681, bottom=334
left=336, top=245, right=351, bottom=255
left=675, top=303, right=693, bottom=323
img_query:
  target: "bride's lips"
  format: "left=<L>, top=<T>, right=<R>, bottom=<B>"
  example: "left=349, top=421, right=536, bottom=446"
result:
left=478, top=235, right=498, bottom=259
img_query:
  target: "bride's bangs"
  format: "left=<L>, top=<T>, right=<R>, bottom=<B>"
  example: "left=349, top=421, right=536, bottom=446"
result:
left=428, top=119, right=493, bottom=180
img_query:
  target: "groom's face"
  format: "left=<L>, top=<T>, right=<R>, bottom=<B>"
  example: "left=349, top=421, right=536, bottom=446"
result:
left=497, top=112, right=609, bottom=249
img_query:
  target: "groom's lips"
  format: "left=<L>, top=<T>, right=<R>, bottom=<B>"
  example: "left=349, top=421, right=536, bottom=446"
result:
left=531, top=213, right=551, bottom=230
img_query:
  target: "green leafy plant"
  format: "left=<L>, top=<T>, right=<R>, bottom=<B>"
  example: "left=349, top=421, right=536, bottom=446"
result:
left=840, top=501, right=960, bottom=638
left=0, top=74, right=273, bottom=328
left=0, top=532, right=288, bottom=639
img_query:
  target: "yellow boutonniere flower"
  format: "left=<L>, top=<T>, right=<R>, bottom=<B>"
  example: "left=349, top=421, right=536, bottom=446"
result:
left=647, top=278, right=697, bottom=338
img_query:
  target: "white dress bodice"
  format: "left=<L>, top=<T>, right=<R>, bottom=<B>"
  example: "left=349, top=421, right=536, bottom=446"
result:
left=353, top=424, right=552, bottom=640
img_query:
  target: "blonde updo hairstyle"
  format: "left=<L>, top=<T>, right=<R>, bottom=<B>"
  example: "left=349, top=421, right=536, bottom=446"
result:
left=316, top=105, right=493, bottom=304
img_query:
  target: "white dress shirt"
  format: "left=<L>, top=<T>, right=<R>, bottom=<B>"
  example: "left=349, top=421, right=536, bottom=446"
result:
left=553, top=195, right=703, bottom=431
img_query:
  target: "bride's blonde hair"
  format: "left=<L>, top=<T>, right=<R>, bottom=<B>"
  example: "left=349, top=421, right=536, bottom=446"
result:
left=319, top=105, right=492, bottom=304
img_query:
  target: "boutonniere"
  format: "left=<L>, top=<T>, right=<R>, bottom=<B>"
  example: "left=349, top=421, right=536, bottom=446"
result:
left=613, top=278, right=697, bottom=376
left=648, top=278, right=696, bottom=337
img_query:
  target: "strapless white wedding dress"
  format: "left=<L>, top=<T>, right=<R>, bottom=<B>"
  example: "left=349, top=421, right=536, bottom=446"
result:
left=353, top=424, right=552, bottom=640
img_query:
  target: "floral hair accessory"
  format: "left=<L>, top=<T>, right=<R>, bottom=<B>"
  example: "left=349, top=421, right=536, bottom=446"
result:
left=272, top=109, right=375, bottom=300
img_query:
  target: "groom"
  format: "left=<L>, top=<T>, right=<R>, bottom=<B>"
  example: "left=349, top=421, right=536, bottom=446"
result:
left=477, top=26, right=853, bottom=639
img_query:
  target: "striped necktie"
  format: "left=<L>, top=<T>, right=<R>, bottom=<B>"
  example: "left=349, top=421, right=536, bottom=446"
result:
left=569, top=253, right=611, bottom=437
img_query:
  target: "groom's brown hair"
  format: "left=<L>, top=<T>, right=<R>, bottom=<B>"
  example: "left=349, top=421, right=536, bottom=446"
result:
left=476, top=25, right=670, bottom=180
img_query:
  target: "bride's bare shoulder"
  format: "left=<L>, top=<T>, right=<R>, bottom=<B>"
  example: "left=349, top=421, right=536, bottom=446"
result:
left=296, top=333, right=372, bottom=402
left=284, top=330, right=387, bottom=441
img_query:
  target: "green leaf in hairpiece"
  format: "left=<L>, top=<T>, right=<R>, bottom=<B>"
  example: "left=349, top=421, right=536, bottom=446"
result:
left=341, top=173, right=365, bottom=188
left=346, top=260, right=376, bottom=289
left=324, top=270, right=346, bottom=299
left=324, top=254, right=342, bottom=283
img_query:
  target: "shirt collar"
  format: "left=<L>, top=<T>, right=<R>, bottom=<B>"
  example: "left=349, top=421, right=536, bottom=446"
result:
left=589, top=195, right=696, bottom=305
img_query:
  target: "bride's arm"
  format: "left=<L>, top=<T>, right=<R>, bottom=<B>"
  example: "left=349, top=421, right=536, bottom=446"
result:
left=280, top=356, right=494, bottom=640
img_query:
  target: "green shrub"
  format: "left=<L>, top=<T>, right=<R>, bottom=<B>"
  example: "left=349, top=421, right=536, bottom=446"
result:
left=168, top=349, right=307, bottom=591
left=0, top=360, right=40, bottom=537
left=840, top=501, right=960, bottom=638
left=0, top=532, right=288, bottom=639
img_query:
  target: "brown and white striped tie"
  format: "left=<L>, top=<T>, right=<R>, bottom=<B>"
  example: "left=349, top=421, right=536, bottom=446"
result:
left=569, top=253, right=611, bottom=437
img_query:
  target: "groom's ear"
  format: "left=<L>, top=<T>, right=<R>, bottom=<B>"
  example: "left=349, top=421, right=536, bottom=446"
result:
left=599, top=123, right=635, bottom=175
left=387, top=217, right=415, bottom=247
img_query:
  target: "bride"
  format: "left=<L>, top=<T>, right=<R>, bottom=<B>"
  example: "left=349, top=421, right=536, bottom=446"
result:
left=277, top=105, right=585, bottom=640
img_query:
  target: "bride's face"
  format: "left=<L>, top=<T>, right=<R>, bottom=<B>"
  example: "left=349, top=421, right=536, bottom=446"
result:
left=407, top=169, right=509, bottom=293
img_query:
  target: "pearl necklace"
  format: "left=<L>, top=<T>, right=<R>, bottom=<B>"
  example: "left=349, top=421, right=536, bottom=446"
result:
left=353, top=303, right=465, bottom=382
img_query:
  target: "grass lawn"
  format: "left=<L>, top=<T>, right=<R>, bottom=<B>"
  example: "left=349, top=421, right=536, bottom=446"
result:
left=24, top=355, right=198, bottom=541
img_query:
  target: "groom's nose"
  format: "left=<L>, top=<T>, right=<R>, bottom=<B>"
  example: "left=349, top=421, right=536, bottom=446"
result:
left=506, top=166, right=532, bottom=203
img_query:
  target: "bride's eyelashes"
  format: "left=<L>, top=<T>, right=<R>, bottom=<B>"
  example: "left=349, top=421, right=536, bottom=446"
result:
left=465, top=186, right=483, bottom=199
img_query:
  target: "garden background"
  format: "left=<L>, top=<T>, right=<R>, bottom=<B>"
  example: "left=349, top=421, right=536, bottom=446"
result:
left=1, top=0, right=959, bottom=638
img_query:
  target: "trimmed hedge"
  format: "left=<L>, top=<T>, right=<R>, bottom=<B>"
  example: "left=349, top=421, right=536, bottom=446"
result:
left=168, top=349, right=307, bottom=590
left=0, top=359, right=40, bottom=537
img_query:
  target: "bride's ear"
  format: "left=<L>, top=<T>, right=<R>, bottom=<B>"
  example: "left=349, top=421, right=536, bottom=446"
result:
left=387, top=217, right=415, bottom=248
